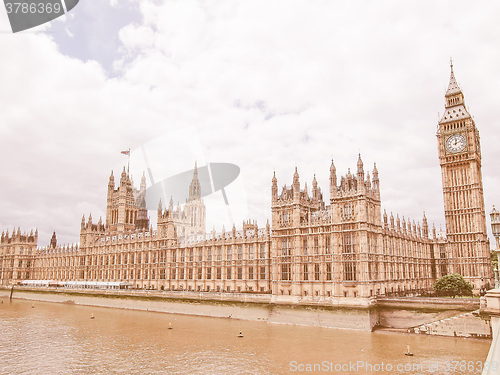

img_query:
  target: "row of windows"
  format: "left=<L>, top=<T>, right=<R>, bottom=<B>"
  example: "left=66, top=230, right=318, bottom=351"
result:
left=171, top=266, right=267, bottom=280
left=109, top=208, right=138, bottom=225
left=33, top=266, right=269, bottom=282
left=34, top=244, right=270, bottom=267
left=303, top=263, right=332, bottom=281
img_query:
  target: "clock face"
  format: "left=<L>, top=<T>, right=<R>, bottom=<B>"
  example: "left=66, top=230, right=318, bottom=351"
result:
left=445, top=134, right=466, bottom=153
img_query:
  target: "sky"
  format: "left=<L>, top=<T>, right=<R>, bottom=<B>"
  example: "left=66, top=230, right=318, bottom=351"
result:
left=0, top=0, right=500, bottom=247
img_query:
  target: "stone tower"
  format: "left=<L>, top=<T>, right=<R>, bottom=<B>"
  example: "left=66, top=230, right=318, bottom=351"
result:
left=270, top=167, right=325, bottom=297
left=105, top=167, right=149, bottom=234
left=170, top=162, right=206, bottom=240
left=184, top=162, right=206, bottom=236
left=330, top=156, right=382, bottom=287
left=437, top=60, right=492, bottom=289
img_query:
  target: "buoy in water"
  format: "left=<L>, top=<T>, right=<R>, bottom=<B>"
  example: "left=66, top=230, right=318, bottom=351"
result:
left=405, top=345, right=413, bottom=356
left=238, top=330, right=244, bottom=338
left=31, top=304, right=35, bottom=308
left=168, top=322, right=173, bottom=330
left=90, top=313, right=95, bottom=319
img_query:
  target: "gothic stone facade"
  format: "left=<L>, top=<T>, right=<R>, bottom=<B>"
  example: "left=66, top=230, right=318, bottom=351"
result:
left=270, top=160, right=446, bottom=300
left=0, top=66, right=493, bottom=298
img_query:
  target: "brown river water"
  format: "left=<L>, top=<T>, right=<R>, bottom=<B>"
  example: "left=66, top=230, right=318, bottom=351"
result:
left=0, top=297, right=492, bottom=374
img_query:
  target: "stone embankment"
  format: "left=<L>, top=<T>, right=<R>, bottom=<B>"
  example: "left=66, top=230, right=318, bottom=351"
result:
left=0, top=287, right=491, bottom=337
left=0, top=287, right=377, bottom=331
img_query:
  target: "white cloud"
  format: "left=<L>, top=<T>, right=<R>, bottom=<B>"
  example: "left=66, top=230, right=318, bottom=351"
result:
left=1, top=0, right=500, bottom=247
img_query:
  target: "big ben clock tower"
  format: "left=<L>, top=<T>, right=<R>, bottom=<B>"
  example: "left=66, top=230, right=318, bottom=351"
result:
left=437, top=60, right=492, bottom=290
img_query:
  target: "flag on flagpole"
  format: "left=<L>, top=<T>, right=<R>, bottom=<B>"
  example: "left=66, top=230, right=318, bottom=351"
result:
left=121, top=150, right=130, bottom=155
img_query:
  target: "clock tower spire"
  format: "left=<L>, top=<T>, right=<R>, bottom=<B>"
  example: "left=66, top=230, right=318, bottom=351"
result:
left=437, top=61, right=492, bottom=290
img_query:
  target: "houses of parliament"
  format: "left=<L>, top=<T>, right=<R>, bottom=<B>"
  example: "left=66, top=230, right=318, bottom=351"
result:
left=0, top=65, right=494, bottom=300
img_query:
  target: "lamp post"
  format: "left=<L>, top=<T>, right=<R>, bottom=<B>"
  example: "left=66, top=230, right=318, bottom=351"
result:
left=490, top=206, right=500, bottom=289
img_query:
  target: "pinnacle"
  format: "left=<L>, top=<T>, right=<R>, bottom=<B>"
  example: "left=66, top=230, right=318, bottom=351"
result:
left=446, top=60, right=461, bottom=97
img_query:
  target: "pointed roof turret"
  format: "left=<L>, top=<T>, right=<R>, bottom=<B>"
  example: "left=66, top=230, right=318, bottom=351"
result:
left=108, top=170, right=115, bottom=189
left=50, top=232, right=57, bottom=248
left=188, top=161, right=201, bottom=200
left=330, top=159, right=337, bottom=195
left=272, top=171, right=278, bottom=203
left=422, top=212, right=429, bottom=237
left=140, top=171, right=146, bottom=191
left=293, top=167, right=300, bottom=196
left=357, top=153, right=363, bottom=172
left=440, top=60, right=470, bottom=122
left=330, top=159, right=336, bottom=172
left=293, top=166, right=299, bottom=183
left=446, top=58, right=461, bottom=97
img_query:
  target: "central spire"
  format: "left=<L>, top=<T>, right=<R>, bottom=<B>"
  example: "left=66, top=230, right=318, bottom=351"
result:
left=188, top=161, right=201, bottom=200
left=446, top=57, right=461, bottom=97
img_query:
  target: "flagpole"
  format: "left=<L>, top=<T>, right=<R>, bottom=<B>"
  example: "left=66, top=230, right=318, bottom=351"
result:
left=121, top=149, right=131, bottom=175
left=127, top=148, right=130, bottom=175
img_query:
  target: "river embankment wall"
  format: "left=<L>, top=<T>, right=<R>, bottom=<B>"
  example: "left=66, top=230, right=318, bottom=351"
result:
left=0, top=287, right=377, bottom=331
left=0, top=287, right=487, bottom=335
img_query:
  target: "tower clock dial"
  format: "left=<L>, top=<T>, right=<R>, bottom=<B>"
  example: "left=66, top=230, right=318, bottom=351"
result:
left=445, top=133, right=466, bottom=153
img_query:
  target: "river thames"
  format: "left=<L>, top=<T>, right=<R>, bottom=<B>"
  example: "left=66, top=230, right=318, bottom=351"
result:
left=0, top=298, right=492, bottom=374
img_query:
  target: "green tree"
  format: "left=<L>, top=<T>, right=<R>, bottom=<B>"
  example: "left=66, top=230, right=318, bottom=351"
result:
left=433, top=273, right=473, bottom=297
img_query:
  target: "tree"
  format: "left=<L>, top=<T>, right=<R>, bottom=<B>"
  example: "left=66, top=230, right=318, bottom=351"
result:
left=433, top=273, right=473, bottom=297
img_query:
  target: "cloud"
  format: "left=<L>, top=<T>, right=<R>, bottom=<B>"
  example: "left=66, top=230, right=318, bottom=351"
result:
left=1, top=0, right=500, bottom=246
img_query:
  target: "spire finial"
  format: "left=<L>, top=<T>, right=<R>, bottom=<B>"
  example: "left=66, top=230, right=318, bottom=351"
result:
left=445, top=58, right=461, bottom=97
